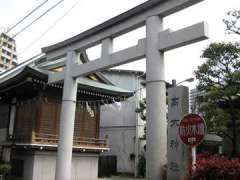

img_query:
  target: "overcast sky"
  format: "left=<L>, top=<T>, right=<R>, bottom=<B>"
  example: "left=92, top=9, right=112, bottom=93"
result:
left=0, top=0, right=240, bottom=88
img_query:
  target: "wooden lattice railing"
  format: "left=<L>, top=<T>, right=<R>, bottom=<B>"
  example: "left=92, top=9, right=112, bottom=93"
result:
left=11, top=132, right=109, bottom=149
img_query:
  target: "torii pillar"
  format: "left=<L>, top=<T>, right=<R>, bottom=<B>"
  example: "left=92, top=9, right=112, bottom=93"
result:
left=146, top=16, right=167, bottom=180
left=55, top=51, right=78, bottom=180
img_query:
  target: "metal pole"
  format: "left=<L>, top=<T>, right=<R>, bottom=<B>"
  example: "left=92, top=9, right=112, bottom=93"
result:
left=192, top=147, right=196, bottom=171
left=146, top=15, right=167, bottom=180
left=55, top=51, right=78, bottom=180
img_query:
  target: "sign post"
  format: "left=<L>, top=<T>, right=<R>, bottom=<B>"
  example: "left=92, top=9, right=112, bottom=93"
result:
left=179, top=114, right=207, bottom=178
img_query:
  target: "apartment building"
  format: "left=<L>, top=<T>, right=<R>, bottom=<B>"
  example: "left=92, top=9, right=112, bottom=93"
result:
left=0, top=32, right=17, bottom=73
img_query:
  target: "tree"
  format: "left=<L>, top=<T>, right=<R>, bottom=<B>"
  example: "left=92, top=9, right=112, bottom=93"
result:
left=194, top=42, right=240, bottom=157
left=223, top=10, right=240, bottom=35
left=0, top=162, right=11, bottom=180
left=135, top=98, right=146, bottom=121
left=135, top=98, right=146, bottom=177
left=135, top=98, right=146, bottom=139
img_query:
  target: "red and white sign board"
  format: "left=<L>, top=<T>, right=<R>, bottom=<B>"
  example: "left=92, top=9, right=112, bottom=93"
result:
left=179, top=114, right=206, bottom=147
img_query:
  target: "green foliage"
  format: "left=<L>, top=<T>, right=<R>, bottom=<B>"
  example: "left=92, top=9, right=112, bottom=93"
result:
left=0, top=163, right=11, bottom=175
left=223, top=10, right=240, bottom=35
left=194, top=42, right=240, bottom=156
left=200, top=104, right=228, bottom=132
left=195, top=43, right=240, bottom=91
left=135, top=98, right=146, bottom=121
left=135, top=98, right=146, bottom=141
left=137, top=154, right=146, bottom=178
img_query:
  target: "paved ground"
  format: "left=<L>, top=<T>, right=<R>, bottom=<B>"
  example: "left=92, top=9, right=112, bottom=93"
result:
left=99, top=176, right=145, bottom=180
left=100, top=178, right=144, bottom=180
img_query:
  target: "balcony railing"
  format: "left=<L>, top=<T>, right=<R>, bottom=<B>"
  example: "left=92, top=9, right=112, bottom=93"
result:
left=11, top=133, right=109, bottom=149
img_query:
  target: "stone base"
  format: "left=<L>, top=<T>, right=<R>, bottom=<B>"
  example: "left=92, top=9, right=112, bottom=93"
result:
left=11, top=150, right=99, bottom=180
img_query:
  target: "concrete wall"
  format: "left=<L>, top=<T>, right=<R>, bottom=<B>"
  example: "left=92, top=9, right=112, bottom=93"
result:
left=12, top=151, right=99, bottom=180
left=100, top=70, right=145, bottom=174
left=100, top=97, right=137, bottom=127
left=71, top=153, right=99, bottom=179
left=100, top=97, right=137, bottom=173
left=100, top=126, right=136, bottom=173
left=101, top=71, right=140, bottom=91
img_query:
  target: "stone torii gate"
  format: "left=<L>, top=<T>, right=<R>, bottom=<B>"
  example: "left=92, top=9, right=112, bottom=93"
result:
left=42, top=0, right=209, bottom=179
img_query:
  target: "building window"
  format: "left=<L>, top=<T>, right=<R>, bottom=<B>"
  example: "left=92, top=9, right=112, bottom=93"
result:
left=12, top=61, right=17, bottom=66
left=1, top=56, right=5, bottom=62
left=6, top=51, right=11, bottom=56
left=8, top=38, right=14, bottom=42
left=7, top=44, right=12, bottom=49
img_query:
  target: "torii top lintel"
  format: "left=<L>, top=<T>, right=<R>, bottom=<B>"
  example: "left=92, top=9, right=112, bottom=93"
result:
left=46, top=0, right=209, bottom=83
left=42, top=0, right=205, bottom=57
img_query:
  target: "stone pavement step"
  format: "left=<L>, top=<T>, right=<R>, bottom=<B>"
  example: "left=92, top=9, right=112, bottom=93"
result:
left=99, top=177, right=145, bottom=180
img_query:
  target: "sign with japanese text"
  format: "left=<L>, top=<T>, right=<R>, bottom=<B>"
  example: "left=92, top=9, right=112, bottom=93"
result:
left=179, top=114, right=206, bottom=147
left=167, top=86, right=189, bottom=180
